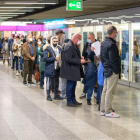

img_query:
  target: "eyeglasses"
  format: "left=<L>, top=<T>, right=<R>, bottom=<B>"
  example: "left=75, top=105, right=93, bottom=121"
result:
left=53, top=41, right=58, bottom=43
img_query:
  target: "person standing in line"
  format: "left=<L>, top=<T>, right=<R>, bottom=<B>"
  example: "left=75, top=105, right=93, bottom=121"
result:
left=60, top=39, right=70, bottom=99
left=55, top=29, right=65, bottom=46
left=35, top=37, right=45, bottom=89
left=43, top=36, right=63, bottom=101
left=79, top=33, right=98, bottom=100
left=22, top=34, right=36, bottom=85
left=12, top=36, right=23, bottom=76
left=2, top=37, right=10, bottom=66
left=100, top=26, right=120, bottom=118
left=60, top=33, right=85, bottom=107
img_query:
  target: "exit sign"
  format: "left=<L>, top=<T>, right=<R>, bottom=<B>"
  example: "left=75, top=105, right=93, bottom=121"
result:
left=67, top=0, right=82, bottom=11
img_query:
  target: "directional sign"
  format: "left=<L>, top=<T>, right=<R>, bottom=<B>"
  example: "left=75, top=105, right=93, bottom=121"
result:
left=67, top=0, right=82, bottom=11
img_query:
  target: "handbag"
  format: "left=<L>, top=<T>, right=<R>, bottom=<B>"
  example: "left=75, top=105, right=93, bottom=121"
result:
left=34, top=65, right=39, bottom=83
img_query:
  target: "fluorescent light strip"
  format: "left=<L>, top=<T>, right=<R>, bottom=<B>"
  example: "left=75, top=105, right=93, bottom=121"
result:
left=0, top=13, right=24, bottom=14
left=0, top=10, right=32, bottom=12
left=0, top=7, right=43, bottom=9
left=0, top=17, right=12, bottom=18
left=0, top=15, right=17, bottom=16
left=5, top=2, right=57, bottom=4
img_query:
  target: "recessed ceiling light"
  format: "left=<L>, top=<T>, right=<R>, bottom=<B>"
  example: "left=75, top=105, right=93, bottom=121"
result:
left=0, top=10, right=32, bottom=12
left=0, top=7, right=43, bottom=9
left=5, top=2, right=57, bottom=5
left=0, top=13, right=25, bottom=14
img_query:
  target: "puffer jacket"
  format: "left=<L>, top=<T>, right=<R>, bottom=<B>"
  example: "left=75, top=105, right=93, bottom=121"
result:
left=101, top=37, right=120, bottom=78
left=12, top=42, right=23, bottom=57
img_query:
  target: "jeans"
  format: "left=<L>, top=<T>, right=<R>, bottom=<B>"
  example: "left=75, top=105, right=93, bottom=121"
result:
left=61, top=78, right=67, bottom=97
left=87, top=73, right=97, bottom=100
left=66, top=80, right=77, bottom=103
left=97, top=84, right=103, bottom=102
left=10, top=51, right=13, bottom=68
left=40, top=71, right=45, bottom=87
left=19, top=57, right=23, bottom=70
left=14, top=56, right=19, bottom=70
left=83, top=65, right=88, bottom=94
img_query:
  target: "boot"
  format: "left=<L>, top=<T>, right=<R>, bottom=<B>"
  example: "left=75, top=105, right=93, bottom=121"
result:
left=16, top=70, right=19, bottom=76
left=46, top=90, right=52, bottom=101
left=87, top=100, right=92, bottom=105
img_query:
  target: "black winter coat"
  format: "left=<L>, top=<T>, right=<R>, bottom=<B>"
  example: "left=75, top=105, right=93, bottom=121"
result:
left=60, top=40, right=84, bottom=81
left=101, top=37, right=120, bottom=78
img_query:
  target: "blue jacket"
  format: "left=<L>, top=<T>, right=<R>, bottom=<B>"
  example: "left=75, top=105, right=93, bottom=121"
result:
left=43, top=46, right=61, bottom=77
left=8, top=39, right=13, bottom=51
left=0, top=42, right=2, bottom=49
left=82, top=50, right=97, bottom=86
left=98, top=61, right=104, bottom=86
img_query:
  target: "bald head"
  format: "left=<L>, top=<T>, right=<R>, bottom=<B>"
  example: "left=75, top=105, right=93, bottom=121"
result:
left=72, top=33, right=82, bottom=45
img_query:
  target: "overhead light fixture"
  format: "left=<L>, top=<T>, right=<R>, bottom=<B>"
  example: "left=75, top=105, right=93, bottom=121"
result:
left=0, top=17, right=12, bottom=18
left=0, top=15, right=17, bottom=16
left=0, top=7, right=43, bottom=9
left=5, top=2, right=57, bottom=5
left=0, top=10, right=32, bottom=12
left=0, top=13, right=24, bottom=14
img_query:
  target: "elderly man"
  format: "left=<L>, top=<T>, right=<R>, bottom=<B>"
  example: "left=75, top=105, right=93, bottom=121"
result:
left=22, top=34, right=36, bottom=85
left=100, top=26, right=120, bottom=118
left=60, top=33, right=85, bottom=107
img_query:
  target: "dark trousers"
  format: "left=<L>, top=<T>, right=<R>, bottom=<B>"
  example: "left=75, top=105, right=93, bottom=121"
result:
left=66, top=80, right=77, bottom=103
left=20, top=57, right=23, bottom=70
left=97, top=84, right=103, bottom=102
left=49, top=71, right=59, bottom=96
left=14, top=56, right=19, bottom=70
left=87, top=73, right=97, bottom=100
left=23, top=60, right=34, bottom=83
left=40, top=71, right=45, bottom=87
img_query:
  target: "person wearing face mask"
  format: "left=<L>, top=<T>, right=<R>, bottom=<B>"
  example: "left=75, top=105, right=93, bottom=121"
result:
left=2, top=37, right=10, bottom=66
left=22, top=34, right=36, bottom=85
left=60, top=33, right=85, bottom=107
left=43, top=37, right=63, bottom=101
left=12, top=36, right=23, bottom=76
left=79, top=33, right=98, bottom=102
left=35, top=38, right=45, bottom=88
left=100, top=26, right=120, bottom=118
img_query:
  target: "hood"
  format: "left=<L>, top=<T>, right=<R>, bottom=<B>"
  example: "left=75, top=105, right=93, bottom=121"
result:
left=51, top=36, right=58, bottom=49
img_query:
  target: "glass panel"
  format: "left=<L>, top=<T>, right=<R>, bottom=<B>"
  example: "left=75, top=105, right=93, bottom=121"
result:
left=132, top=23, right=140, bottom=83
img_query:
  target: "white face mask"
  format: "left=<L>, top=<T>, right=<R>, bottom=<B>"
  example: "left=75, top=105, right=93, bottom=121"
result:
left=77, top=40, right=81, bottom=45
left=38, top=42, right=41, bottom=45
left=29, top=38, right=33, bottom=42
left=87, top=39, right=92, bottom=43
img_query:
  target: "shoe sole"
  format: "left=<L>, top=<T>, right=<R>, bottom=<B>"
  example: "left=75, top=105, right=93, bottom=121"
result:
left=79, top=96, right=86, bottom=99
left=105, top=116, right=120, bottom=118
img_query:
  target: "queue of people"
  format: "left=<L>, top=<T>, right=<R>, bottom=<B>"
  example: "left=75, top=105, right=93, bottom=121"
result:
left=0, top=27, right=121, bottom=118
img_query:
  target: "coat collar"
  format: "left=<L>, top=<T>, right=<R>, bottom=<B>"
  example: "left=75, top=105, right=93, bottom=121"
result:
left=70, top=40, right=81, bottom=57
left=105, top=37, right=116, bottom=43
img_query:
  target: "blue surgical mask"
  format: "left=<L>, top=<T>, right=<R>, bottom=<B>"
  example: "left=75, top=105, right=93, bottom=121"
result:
left=87, top=39, right=92, bottom=43
left=16, top=40, right=20, bottom=43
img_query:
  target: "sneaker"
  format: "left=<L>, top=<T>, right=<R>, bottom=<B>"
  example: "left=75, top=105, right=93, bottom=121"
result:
left=62, top=95, right=67, bottom=99
left=73, top=101, right=82, bottom=106
left=28, top=82, right=35, bottom=84
left=67, top=103, right=77, bottom=107
left=79, top=93, right=86, bottom=99
left=54, top=95, right=63, bottom=100
left=23, top=82, right=27, bottom=85
left=101, top=112, right=105, bottom=116
left=16, top=71, right=19, bottom=76
left=105, top=112, right=120, bottom=118
left=47, top=96, right=52, bottom=101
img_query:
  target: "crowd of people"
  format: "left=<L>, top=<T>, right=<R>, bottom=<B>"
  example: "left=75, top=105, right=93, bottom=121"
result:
left=0, top=26, right=121, bottom=118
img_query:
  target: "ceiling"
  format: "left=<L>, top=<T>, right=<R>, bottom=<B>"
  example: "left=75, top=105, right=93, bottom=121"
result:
left=1, top=0, right=140, bottom=22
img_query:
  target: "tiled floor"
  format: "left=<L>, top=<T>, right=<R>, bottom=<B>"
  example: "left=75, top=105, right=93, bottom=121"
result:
left=0, top=61, right=140, bottom=140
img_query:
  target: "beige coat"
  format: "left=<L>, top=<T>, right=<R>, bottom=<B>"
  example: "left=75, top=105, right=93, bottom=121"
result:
left=12, top=42, right=23, bottom=57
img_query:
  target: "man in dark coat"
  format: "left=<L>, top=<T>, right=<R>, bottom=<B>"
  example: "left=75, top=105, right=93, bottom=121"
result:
left=100, top=26, right=120, bottom=118
left=60, top=33, right=85, bottom=107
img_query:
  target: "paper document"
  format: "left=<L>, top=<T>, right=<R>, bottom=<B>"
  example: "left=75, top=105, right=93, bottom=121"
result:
left=91, top=41, right=101, bottom=56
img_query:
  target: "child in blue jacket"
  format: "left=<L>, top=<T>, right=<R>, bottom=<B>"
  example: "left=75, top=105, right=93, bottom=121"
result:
left=97, top=61, right=104, bottom=111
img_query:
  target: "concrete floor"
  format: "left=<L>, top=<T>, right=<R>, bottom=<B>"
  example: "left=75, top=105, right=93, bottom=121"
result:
left=0, top=61, right=140, bottom=140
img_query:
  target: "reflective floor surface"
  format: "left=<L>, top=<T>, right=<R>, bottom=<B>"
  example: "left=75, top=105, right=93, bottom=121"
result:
left=0, top=61, right=140, bottom=140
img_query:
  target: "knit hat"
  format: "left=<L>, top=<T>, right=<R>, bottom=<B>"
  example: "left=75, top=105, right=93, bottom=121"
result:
left=64, top=39, right=70, bottom=43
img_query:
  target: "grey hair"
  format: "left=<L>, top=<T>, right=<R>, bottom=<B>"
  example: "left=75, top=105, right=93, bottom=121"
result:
left=89, top=33, right=95, bottom=36
left=107, top=26, right=117, bottom=35
left=72, top=33, right=81, bottom=39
